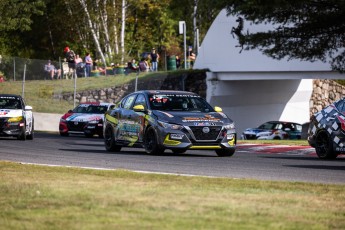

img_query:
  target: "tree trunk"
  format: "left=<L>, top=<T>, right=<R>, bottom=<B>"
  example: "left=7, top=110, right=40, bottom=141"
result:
left=78, top=0, right=107, bottom=66
left=102, top=0, right=113, bottom=58
left=112, top=0, right=119, bottom=55
left=120, top=0, right=126, bottom=63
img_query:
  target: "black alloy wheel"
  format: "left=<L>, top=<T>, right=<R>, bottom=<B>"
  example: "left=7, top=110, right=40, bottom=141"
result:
left=215, top=148, right=235, bottom=157
left=315, top=130, right=337, bottom=159
left=104, top=125, right=121, bottom=152
left=144, top=127, right=164, bottom=155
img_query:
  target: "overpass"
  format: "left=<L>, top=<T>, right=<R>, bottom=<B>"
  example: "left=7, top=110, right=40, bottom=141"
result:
left=194, top=9, right=344, bottom=135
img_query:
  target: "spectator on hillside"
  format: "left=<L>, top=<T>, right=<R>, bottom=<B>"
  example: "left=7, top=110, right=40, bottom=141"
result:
left=139, top=58, right=149, bottom=72
left=85, top=53, right=93, bottom=77
left=44, top=60, right=61, bottom=80
left=64, top=47, right=76, bottom=70
left=150, top=48, right=159, bottom=71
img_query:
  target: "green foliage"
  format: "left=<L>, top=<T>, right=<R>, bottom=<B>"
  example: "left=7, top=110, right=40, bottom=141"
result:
left=223, top=0, right=345, bottom=72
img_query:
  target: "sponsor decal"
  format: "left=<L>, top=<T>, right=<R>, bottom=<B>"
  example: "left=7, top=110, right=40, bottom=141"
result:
left=0, top=111, right=9, bottom=115
left=193, top=122, right=217, bottom=126
left=182, top=114, right=222, bottom=123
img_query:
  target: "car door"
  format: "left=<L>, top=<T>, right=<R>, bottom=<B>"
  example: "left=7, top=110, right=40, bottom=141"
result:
left=116, top=94, right=142, bottom=145
left=131, top=94, right=148, bottom=142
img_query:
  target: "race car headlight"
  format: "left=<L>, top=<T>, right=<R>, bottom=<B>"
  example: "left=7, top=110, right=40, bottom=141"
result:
left=157, top=121, right=183, bottom=130
left=8, top=116, right=23, bottom=122
left=224, top=123, right=235, bottom=130
left=88, top=120, right=99, bottom=124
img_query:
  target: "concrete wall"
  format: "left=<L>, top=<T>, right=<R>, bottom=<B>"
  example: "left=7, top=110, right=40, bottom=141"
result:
left=206, top=75, right=313, bottom=134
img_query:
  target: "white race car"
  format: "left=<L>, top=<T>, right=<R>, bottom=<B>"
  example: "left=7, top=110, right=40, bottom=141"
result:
left=0, top=94, right=34, bottom=140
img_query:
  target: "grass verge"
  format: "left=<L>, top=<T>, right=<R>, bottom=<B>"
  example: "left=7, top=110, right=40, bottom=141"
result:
left=0, top=161, right=344, bottom=229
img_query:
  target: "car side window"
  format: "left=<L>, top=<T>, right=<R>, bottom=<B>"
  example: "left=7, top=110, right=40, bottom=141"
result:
left=133, top=94, right=147, bottom=109
left=123, top=95, right=136, bottom=109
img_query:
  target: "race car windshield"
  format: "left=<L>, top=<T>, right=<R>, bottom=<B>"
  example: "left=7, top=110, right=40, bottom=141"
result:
left=0, top=98, right=22, bottom=109
left=74, top=105, right=107, bottom=114
left=148, top=94, right=214, bottom=112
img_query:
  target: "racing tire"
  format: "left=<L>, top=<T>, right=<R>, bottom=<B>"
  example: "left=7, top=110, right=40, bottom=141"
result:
left=85, top=133, right=94, bottom=138
left=60, top=132, right=69, bottom=137
left=104, top=125, right=121, bottom=152
left=215, top=148, right=235, bottom=157
left=26, top=122, right=34, bottom=140
left=315, top=130, right=337, bottom=159
left=144, top=127, right=164, bottom=155
left=17, top=126, right=26, bottom=141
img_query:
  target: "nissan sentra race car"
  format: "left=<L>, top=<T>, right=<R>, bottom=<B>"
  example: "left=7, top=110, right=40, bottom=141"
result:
left=59, top=102, right=115, bottom=137
left=104, top=90, right=236, bottom=156
left=0, top=94, right=34, bottom=140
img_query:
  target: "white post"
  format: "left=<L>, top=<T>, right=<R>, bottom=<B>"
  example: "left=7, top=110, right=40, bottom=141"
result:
left=179, top=21, right=187, bottom=69
left=22, top=64, right=26, bottom=98
left=73, top=70, right=77, bottom=107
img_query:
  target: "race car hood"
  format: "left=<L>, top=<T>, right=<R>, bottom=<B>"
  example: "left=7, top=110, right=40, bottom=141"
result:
left=65, top=113, right=104, bottom=122
left=0, top=109, right=23, bottom=118
left=152, top=110, right=232, bottom=126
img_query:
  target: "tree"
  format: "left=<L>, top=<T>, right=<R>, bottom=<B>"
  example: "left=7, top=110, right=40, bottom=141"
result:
left=222, top=0, right=345, bottom=72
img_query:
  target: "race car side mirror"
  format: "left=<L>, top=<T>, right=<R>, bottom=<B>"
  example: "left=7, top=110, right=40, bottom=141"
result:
left=68, top=110, right=73, bottom=113
left=25, top=105, right=33, bottom=111
left=214, top=106, right=222, bottom=112
left=133, top=104, right=146, bottom=113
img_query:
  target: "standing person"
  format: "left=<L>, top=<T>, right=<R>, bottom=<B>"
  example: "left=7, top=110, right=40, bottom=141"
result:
left=187, top=46, right=196, bottom=68
left=84, top=53, right=93, bottom=77
left=64, top=47, right=76, bottom=77
left=150, top=48, right=159, bottom=71
left=175, top=55, right=181, bottom=69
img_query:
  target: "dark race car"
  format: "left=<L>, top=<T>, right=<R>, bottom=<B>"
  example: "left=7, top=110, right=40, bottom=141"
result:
left=0, top=94, right=34, bottom=140
left=242, top=121, right=302, bottom=140
left=104, top=90, right=236, bottom=157
left=308, top=98, right=345, bottom=159
left=59, top=102, right=115, bottom=137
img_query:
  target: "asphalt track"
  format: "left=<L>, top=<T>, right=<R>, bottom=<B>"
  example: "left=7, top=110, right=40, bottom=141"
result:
left=0, top=132, right=344, bottom=184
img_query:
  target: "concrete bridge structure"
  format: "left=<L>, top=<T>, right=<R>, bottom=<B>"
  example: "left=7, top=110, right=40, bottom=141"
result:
left=194, top=9, right=344, bottom=135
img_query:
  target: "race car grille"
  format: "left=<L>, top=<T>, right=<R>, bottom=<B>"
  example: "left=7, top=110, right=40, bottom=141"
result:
left=244, top=134, right=256, bottom=140
left=67, top=121, right=86, bottom=132
left=189, top=126, right=222, bottom=141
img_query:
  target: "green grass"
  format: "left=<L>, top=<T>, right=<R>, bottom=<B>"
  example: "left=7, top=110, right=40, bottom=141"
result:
left=0, top=161, right=344, bottom=230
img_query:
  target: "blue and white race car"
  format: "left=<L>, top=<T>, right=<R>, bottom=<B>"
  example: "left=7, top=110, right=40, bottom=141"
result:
left=0, top=94, right=34, bottom=140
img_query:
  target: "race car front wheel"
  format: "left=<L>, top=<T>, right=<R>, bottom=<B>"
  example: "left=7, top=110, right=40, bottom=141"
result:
left=215, top=148, right=235, bottom=157
left=315, top=130, right=337, bottom=159
left=104, top=125, right=121, bottom=152
left=144, top=127, right=164, bottom=155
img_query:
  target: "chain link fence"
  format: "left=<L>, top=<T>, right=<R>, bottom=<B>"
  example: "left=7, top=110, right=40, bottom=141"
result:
left=0, top=55, right=206, bottom=115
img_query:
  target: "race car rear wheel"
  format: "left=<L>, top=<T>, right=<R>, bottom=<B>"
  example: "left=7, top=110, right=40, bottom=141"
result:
left=215, top=148, right=235, bottom=157
left=144, top=127, right=164, bottom=155
left=104, top=125, right=121, bottom=152
left=315, top=130, right=337, bottom=159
